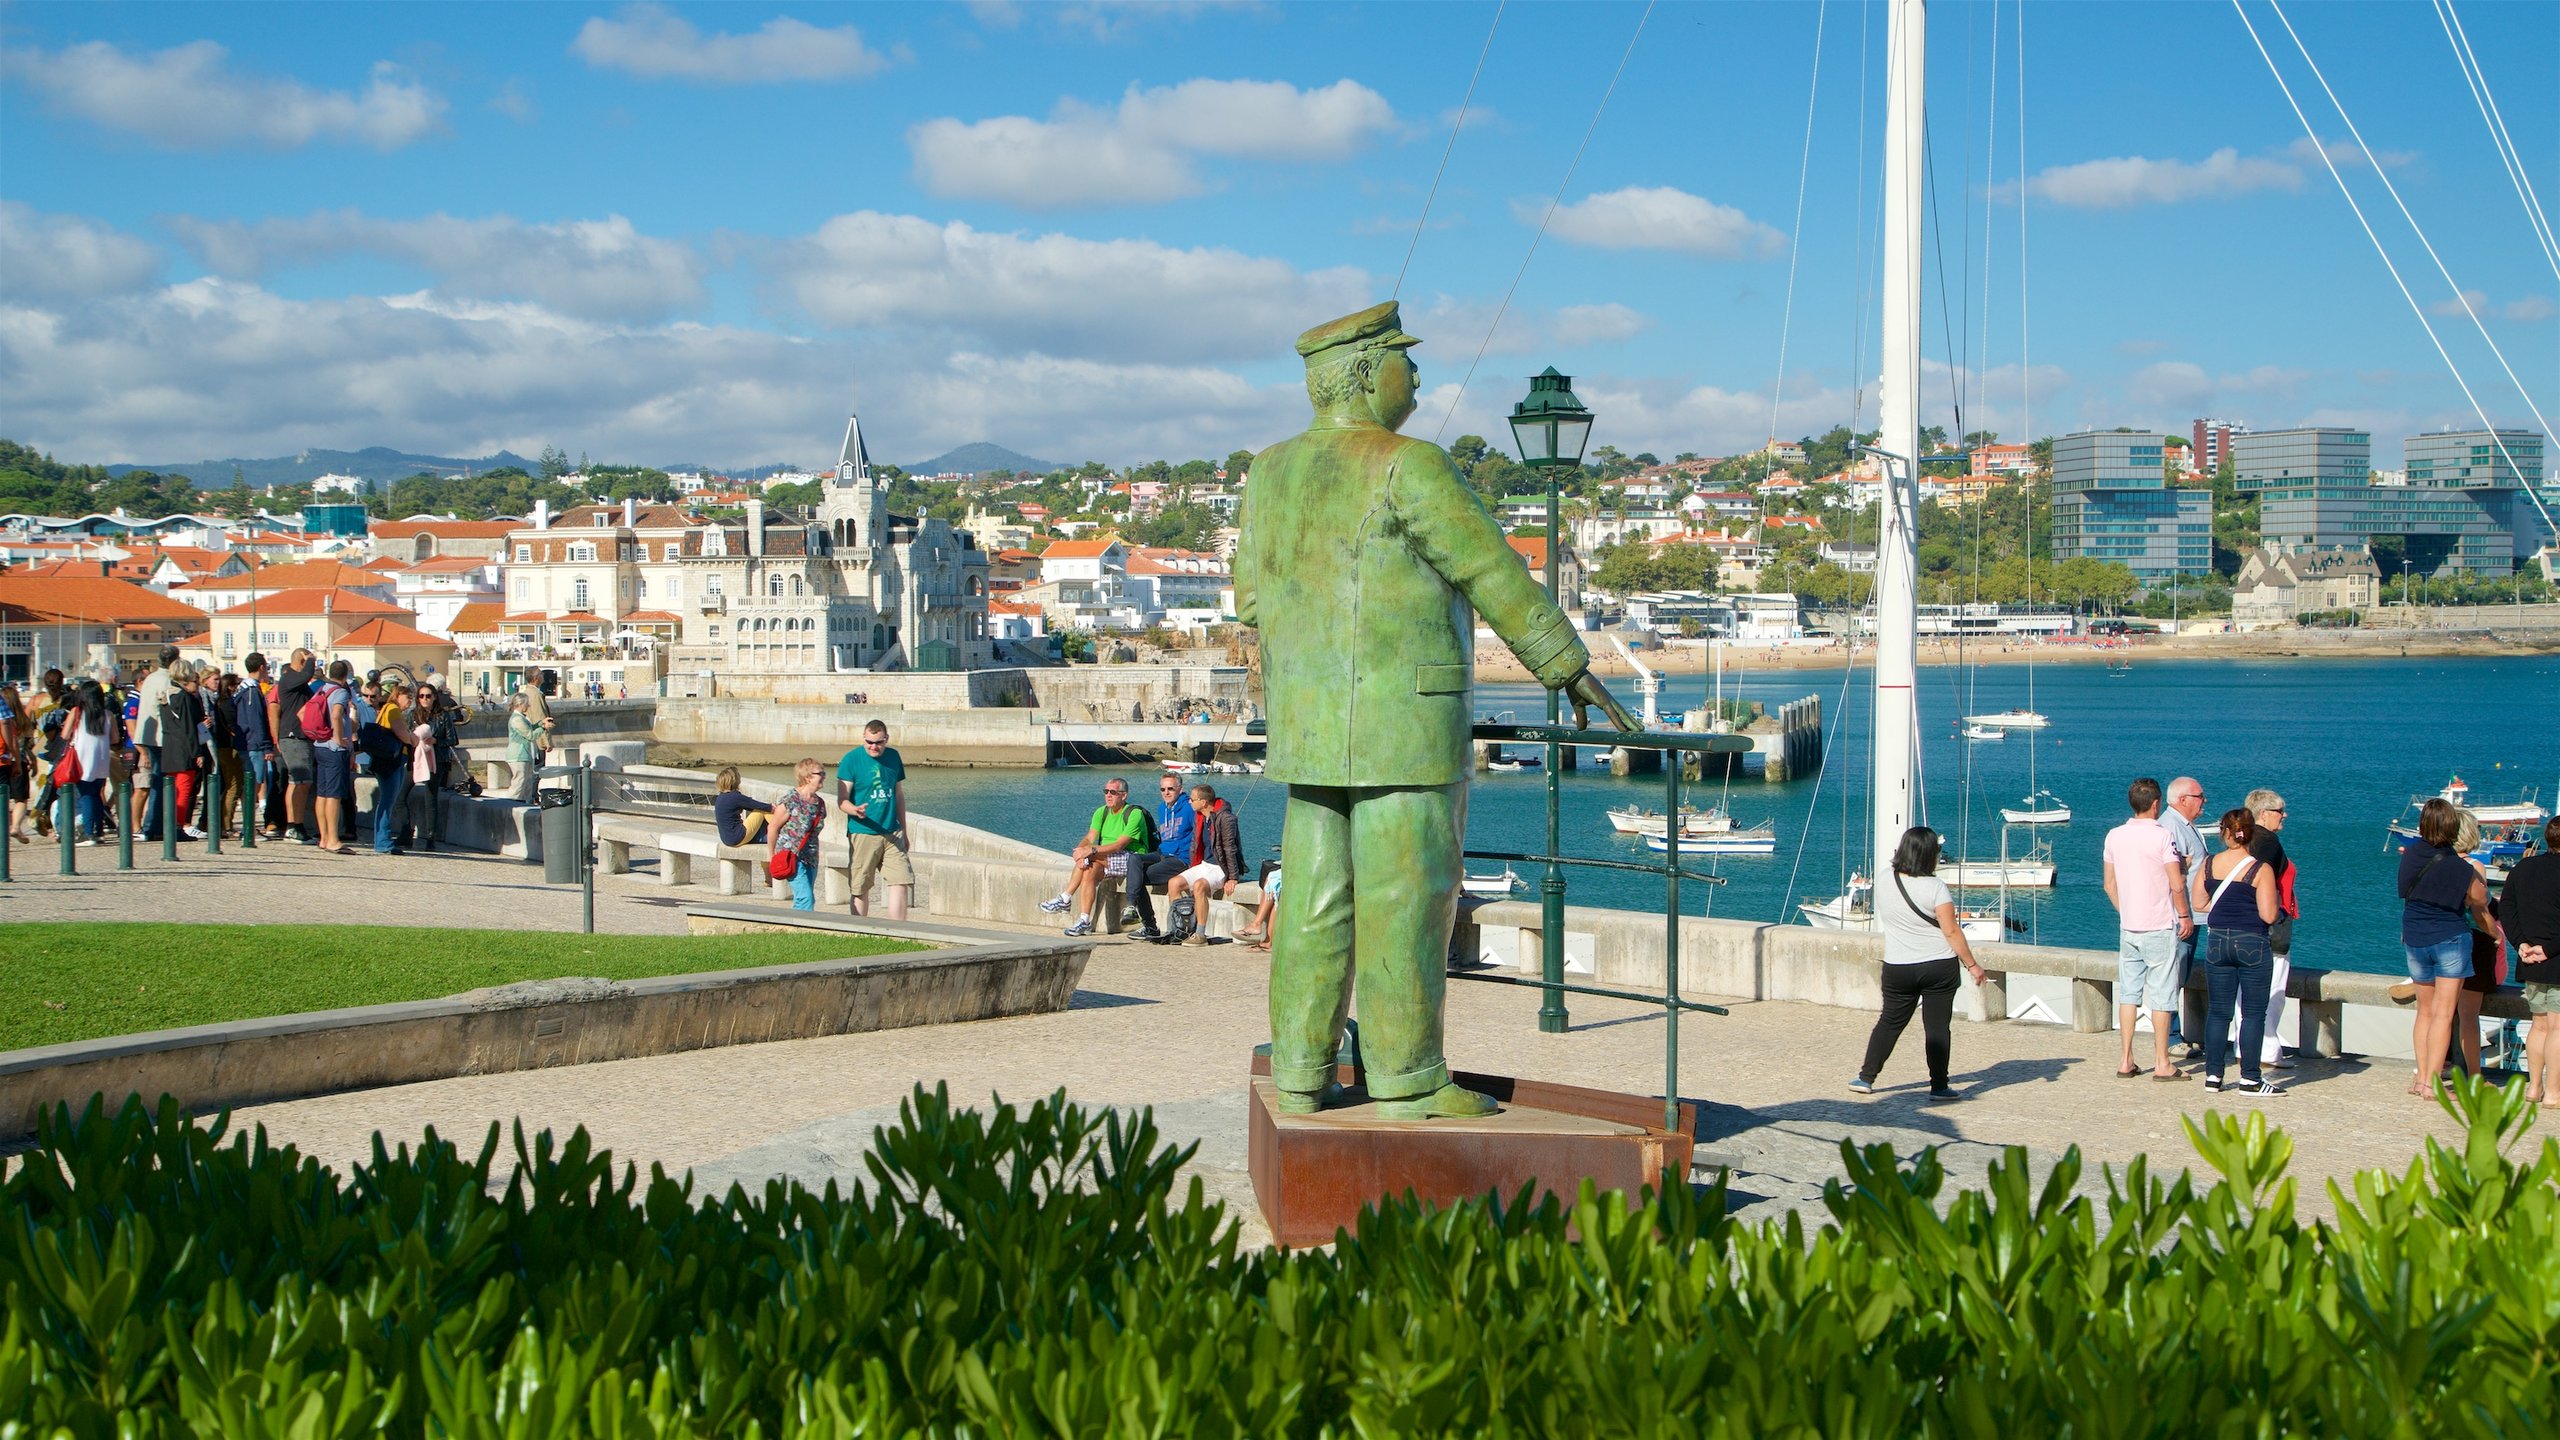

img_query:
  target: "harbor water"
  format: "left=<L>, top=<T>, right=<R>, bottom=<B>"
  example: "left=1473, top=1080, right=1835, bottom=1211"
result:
left=695, top=653, right=2558, bottom=978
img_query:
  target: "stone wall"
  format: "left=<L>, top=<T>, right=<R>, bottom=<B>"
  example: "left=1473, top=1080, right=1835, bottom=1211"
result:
left=652, top=698, right=1049, bottom=766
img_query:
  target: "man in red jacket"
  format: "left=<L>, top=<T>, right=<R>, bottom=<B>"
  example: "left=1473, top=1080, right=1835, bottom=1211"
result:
left=1170, top=783, right=1245, bottom=948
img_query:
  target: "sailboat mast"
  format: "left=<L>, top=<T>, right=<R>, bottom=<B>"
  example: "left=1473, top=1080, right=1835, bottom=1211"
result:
left=1873, top=0, right=1926, bottom=891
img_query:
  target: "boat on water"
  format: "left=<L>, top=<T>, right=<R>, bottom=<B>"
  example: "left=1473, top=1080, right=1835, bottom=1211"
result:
left=1160, top=759, right=1264, bottom=776
left=1938, top=852, right=2058, bottom=888
left=2001, top=790, right=2073, bottom=826
left=1461, top=866, right=1525, bottom=898
left=1606, top=803, right=1734, bottom=837
left=1799, top=877, right=2009, bottom=947
left=1643, top=825, right=1777, bottom=857
left=1962, top=723, right=2006, bottom=742
left=1961, top=708, right=2050, bottom=730
left=2395, top=776, right=2547, bottom=826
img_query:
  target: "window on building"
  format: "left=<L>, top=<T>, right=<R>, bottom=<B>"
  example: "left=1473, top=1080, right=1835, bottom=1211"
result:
left=790, top=575, right=804, bottom=597
left=569, top=543, right=596, bottom=562
left=664, top=543, right=681, bottom=561
left=706, top=575, right=723, bottom=598
left=220, top=633, right=236, bottom=658
left=301, top=631, right=314, bottom=648
left=514, top=577, right=529, bottom=600
left=573, top=579, right=590, bottom=612
left=709, top=624, right=721, bottom=640
left=635, top=577, right=647, bottom=599
left=667, top=576, right=682, bottom=602
left=515, top=544, right=532, bottom=563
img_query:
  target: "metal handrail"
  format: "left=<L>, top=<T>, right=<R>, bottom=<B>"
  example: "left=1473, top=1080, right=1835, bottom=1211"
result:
left=1455, top=720, right=1754, bottom=1131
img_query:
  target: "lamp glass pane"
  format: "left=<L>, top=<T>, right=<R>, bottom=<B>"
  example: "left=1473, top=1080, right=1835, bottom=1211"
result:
left=1554, top=417, right=1593, bottom=466
left=1510, top=415, right=1555, bottom=465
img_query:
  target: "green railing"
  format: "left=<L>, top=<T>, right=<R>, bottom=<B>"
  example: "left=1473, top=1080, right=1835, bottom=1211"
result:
left=1455, top=722, right=1755, bottom=1131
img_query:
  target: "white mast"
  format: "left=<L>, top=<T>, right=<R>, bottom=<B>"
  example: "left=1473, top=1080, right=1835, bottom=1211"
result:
left=1873, top=0, right=1926, bottom=888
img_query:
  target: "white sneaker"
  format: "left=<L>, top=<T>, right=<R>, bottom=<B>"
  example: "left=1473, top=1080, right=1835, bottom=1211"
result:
left=1039, top=894, right=1072, bottom=914
left=1063, top=918, right=1094, bottom=937
left=181, top=827, right=207, bottom=840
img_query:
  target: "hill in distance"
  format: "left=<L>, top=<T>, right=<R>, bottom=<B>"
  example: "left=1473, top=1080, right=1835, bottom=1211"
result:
left=900, top=442, right=1064, bottom=476
left=107, top=446, right=538, bottom=490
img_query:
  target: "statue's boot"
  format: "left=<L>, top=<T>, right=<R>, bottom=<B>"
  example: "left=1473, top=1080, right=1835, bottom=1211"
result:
left=1372, top=1083, right=1498, bottom=1121
left=1275, top=1083, right=1349, bottom=1115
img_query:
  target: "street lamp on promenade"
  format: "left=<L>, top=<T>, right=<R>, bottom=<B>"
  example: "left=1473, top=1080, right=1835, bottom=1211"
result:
left=1507, top=367, right=1593, bottom=1034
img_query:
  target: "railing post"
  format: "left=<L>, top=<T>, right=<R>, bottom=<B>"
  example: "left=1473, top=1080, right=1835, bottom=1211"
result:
left=116, top=777, right=134, bottom=870
left=204, top=767, right=221, bottom=855
left=57, top=778, right=76, bottom=874
left=158, top=772, right=177, bottom=861
left=240, top=760, right=257, bottom=848
left=1663, top=754, right=1682, bottom=1132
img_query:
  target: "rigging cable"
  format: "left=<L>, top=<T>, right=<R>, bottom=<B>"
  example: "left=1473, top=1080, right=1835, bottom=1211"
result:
left=2236, top=0, right=2560, bottom=539
left=1434, top=0, right=1656, bottom=443
left=1393, top=1, right=1509, bottom=302
left=1759, top=0, right=1830, bottom=488
left=2433, top=0, right=2560, bottom=282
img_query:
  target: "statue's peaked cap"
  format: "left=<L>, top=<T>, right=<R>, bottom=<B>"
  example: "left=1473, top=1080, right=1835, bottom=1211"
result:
left=1294, top=300, right=1422, bottom=361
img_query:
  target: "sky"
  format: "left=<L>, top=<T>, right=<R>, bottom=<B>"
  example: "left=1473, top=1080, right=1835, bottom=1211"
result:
left=1, top=0, right=2554, bottom=472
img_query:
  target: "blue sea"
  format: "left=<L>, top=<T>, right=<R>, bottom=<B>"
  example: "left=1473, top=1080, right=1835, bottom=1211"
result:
left=735, top=653, right=2560, bottom=977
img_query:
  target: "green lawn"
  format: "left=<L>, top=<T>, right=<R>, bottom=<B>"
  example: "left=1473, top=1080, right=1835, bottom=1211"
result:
left=1, top=923, right=925, bottom=1052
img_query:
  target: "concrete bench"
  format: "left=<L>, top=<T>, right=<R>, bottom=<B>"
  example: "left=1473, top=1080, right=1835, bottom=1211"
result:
left=596, top=817, right=658, bottom=876
left=655, top=830, right=741, bottom=892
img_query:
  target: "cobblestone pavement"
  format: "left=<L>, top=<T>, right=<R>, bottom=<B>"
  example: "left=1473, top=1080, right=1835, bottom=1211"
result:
left=8, top=842, right=2532, bottom=1244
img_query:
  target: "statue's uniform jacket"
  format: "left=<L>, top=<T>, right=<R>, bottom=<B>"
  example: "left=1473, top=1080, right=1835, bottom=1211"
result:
left=1236, top=416, right=1591, bottom=1100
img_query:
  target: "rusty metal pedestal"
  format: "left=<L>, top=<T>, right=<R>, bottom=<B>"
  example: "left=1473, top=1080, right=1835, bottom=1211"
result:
left=1245, top=1059, right=1695, bottom=1249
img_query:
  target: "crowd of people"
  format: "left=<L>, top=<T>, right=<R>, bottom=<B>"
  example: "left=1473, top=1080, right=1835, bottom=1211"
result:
left=1855, top=776, right=2560, bottom=1107
left=0, top=646, right=558, bottom=857
left=1034, top=771, right=1265, bottom=945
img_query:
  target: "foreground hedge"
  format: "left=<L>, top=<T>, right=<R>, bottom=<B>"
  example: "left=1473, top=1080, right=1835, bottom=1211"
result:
left=4, top=1082, right=2556, bottom=1438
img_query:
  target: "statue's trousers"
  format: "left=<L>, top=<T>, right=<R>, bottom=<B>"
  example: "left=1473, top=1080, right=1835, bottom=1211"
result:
left=1268, top=781, right=1469, bottom=1099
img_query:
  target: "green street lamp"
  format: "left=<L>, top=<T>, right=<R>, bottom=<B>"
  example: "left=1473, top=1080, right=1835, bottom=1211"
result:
left=1506, top=367, right=1594, bottom=1034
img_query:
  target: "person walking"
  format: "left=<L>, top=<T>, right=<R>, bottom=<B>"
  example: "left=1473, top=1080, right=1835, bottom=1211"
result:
left=66, top=681, right=114, bottom=844
left=1, top=683, right=32, bottom=844
left=131, top=648, right=177, bottom=840
left=1851, top=827, right=1986, bottom=1102
left=506, top=686, right=553, bottom=801
left=2242, top=789, right=2299, bottom=1070
left=2104, top=777, right=2193, bottom=1081
left=2161, top=777, right=2210, bottom=1057
left=835, top=718, right=912, bottom=920
left=2496, top=818, right=2560, bottom=1110
left=155, top=661, right=207, bottom=841
left=1128, top=773, right=1198, bottom=942
left=2397, top=796, right=2495, bottom=1097
left=2193, top=808, right=2284, bottom=1096
left=769, top=758, right=828, bottom=911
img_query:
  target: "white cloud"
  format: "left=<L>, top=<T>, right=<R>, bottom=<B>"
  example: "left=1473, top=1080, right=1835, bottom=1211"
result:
left=167, top=211, right=706, bottom=322
left=570, top=4, right=892, bottom=83
left=2428, top=289, right=2556, bottom=323
left=2506, top=295, right=2556, bottom=323
left=2020, top=147, right=2301, bottom=208
left=767, top=211, right=1369, bottom=361
left=1550, top=303, right=1651, bottom=347
left=2429, top=289, right=2489, bottom=319
left=910, top=78, right=1397, bottom=208
left=1533, top=187, right=1785, bottom=260
left=2284, top=135, right=2417, bottom=171
left=0, top=203, right=163, bottom=300
left=1406, top=297, right=1649, bottom=356
left=0, top=40, right=446, bottom=150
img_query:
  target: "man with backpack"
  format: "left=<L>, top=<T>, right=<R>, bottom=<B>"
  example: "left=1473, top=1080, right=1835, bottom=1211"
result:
left=1054, top=777, right=1154, bottom=939
left=302, top=659, right=357, bottom=854
left=271, top=649, right=318, bottom=844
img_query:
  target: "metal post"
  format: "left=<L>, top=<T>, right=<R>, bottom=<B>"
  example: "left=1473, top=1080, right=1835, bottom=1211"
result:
left=578, top=762, right=595, bottom=936
left=204, top=767, right=221, bottom=855
left=158, top=772, right=177, bottom=861
left=1539, top=465, right=1569, bottom=1033
left=240, top=760, right=257, bottom=848
left=116, top=778, right=134, bottom=870
left=1, top=802, right=11, bottom=882
left=1663, top=756, right=1682, bottom=1132
left=58, top=779, right=76, bottom=874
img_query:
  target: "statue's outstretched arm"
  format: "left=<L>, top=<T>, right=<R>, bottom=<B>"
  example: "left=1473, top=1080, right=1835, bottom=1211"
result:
left=1388, top=447, right=1587, bottom=689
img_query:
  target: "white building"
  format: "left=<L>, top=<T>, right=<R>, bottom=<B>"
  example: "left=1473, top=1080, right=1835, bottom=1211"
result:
left=392, top=556, right=504, bottom=638
left=311, top=473, right=369, bottom=497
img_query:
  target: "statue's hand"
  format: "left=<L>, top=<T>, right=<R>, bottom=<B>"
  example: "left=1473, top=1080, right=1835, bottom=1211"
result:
left=1564, top=669, right=1640, bottom=733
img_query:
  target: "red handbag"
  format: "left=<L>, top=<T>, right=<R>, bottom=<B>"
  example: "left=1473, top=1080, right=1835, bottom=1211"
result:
left=51, top=749, right=81, bottom=786
left=768, top=849, right=799, bottom=881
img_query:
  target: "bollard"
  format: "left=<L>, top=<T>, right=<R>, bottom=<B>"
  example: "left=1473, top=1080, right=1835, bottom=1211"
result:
left=204, top=769, right=221, bottom=856
left=241, top=763, right=257, bottom=848
left=159, top=772, right=177, bottom=861
left=116, top=778, right=134, bottom=870
left=58, top=781, right=76, bottom=875
left=1, top=806, right=10, bottom=882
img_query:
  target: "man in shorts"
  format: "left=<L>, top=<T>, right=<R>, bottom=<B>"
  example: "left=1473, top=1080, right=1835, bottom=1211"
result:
left=2494, top=817, right=2560, bottom=1107
left=271, top=648, right=319, bottom=843
left=311, top=659, right=357, bottom=854
left=836, top=719, right=911, bottom=920
left=2103, top=777, right=2192, bottom=1080
left=1168, top=782, right=1246, bottom=948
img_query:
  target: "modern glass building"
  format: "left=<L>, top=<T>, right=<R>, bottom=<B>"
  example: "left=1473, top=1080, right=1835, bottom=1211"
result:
left=2242, top=426, right=2549, bottom=577
left=2049, top=430, right=2212, bottom=581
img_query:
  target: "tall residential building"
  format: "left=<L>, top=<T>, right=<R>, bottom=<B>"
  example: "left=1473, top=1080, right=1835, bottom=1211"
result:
left=2247, top=426, right=2548, bottom=577
left=2191, top=418, right=2244, bottom=474
left=2048, top=430, right=2211, bottom=582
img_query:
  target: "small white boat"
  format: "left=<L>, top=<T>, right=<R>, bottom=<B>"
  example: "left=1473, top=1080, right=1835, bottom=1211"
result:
left=1963, top=709, right=2050, bottom=730
left=1798, top=876, right=2007, bottom=946
left=1644, top=825, right=1777, bottom=856
left=1461, top=866, right=1525, bottom=897
left=1486, top=758, right=1535, bottom=774
left=2426, top=776, right=2546, bottom=826
left=1161, top=760, right=1208, bottom=774
left=2000, top=791, right=2072, bottom=826
left=1962, top=724, right=2005, bottom=742
left=1939, top=857, right=2057, bottom=888
left=1607, top=804, right=1734, bottom=837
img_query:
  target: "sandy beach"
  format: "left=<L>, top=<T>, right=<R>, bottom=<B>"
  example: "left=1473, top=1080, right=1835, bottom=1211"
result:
left=1472, top=627, right=2557, bottom=681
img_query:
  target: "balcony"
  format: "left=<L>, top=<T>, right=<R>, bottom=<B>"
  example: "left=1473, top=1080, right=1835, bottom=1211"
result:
left=696, top=594, right=725, bottom=613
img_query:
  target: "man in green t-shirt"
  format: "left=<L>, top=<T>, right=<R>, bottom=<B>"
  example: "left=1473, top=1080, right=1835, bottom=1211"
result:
left=1053, top=777, right=1153, bottom=937
left=835, top=719, right=912, bottom=920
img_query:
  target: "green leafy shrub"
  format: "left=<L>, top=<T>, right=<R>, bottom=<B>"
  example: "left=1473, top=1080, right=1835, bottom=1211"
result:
left=3, top=1081, right=2555, bottom=1436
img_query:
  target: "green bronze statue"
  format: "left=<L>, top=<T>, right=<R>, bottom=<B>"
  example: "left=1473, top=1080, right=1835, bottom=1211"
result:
left=1235, top=301, right=1637, bottom=1120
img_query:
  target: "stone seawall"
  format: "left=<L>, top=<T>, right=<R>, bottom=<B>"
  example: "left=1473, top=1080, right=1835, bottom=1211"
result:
left=653, top=699, right=1050, bottom=766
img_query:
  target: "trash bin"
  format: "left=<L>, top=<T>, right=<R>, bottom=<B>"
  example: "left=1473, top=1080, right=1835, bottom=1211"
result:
left=540, top=781, right=584, bottom=885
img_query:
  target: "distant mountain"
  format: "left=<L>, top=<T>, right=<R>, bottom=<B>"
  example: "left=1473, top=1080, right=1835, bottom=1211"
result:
left=900, top=443, right=1064, bottom=477
left=107, top=446, right=539, bottom=490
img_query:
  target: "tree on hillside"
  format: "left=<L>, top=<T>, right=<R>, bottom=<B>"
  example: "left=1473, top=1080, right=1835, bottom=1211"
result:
left=1592, top=540, right=1718, bottom=594
left=1224, top=449, right=1254, bottom=483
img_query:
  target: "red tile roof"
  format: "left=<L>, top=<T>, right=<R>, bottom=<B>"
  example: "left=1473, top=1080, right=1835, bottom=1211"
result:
left=209, top=560, right=387, bottom=591
left=447, top=602, right=505, bottom=633
left=370, top=519, right=518, bottom=540
left=0, top=575, right=205, bottom=624
left=206, top=588, right=410, bottom=619
left=1039, top=537, right=1122, bottom=559
left=336, top=618, right=453, bottom=649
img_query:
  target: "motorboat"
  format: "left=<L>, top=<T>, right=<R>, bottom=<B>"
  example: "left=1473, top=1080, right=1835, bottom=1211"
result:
left=2000, top=790, right=2072, bottom=826
left=1461, top=866, right=1525, bottom=898
left=2408, top=776, right=2546, bottom=826
left=1643, top=825, right=1777, bottom=856
left=1962, top=724, right=2005, bottom=742
left=1606, top=803, right=1734, bottom=837
left=1938, top=855, right=2057, bottom=888
left=1961, top=709, right=2050, bottom=730
left=1798, top=876, right=2008, bottom=946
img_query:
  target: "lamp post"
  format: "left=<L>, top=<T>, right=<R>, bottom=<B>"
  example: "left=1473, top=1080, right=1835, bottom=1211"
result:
left=1507, top=367, right=1594, bottom=1035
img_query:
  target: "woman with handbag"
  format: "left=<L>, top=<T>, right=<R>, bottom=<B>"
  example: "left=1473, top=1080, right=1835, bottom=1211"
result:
left=2195, top=807, right=2286, bottom=1096
left=65, top=681, right=115, bottom=844
left=1, top=683, right=33, bottom=843
left=1852, top=827, right=1987, bottom=1102
left=406, top=685, right=460, bottom=852
left=768, top=758, right=827, bottom=911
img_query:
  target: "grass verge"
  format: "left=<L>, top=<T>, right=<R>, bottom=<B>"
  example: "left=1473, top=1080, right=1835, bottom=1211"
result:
left=0, top=922, right=925, bottom=1051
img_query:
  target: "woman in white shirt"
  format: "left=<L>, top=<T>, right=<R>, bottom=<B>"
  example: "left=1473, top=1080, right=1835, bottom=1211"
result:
left=1853, top=827, right=1987, bottom=1101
